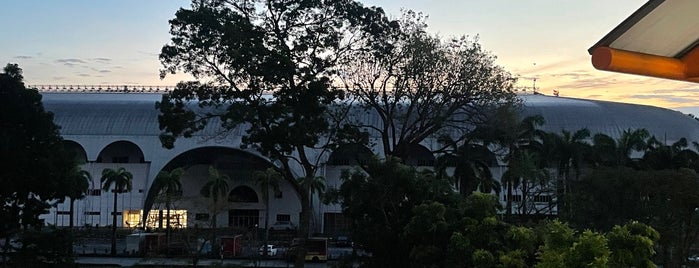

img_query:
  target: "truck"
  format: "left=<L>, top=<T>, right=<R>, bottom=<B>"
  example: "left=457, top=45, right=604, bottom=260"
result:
left=285, top=237, right=328, bottom=262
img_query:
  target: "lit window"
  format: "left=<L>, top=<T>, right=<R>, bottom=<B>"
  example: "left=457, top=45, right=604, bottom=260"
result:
left=143, top=210, right=188, bottom=229
left=123, top=210, right=142, bottom=228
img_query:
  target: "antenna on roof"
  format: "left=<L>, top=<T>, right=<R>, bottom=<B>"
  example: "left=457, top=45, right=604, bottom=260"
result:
left=532, top=78, right=537, bottom=94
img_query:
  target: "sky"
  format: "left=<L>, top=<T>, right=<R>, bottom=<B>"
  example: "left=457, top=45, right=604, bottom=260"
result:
left=2, top=0, right=699, bottom=115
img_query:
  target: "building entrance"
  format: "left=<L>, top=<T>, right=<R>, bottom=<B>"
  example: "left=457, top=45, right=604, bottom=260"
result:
left=229, top=209, right=259, bottom=228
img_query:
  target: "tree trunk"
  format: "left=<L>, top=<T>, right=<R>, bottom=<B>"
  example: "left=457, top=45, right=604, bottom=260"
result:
left=263, top=188, right=270, bottom=257
left=520, top=181, right=528, bottom=216
left=158, top=210, right=163, bottom=230
left=506, top=180, right=513, bottom=216
left=166, top=196, right=171, bottom=256
left=69, top=198, right=75, bottom=229
left=294, top=188, right=310, bottom=268
left=557, top=175, right=566, bottom=220
left=111, top=191, right=118, bottom=255
left=211, top=206, right=217, bottom=258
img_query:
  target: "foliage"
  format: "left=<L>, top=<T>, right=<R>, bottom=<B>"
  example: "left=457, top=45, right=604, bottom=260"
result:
left=543, top=128, right=590, bottom=217
left=534, top=220, right=657, bottom=268
left=607, top=221, right=659, bottom=268
left=67, top=165, right=91, bottom=228
left=569, top=167, right=699, bottom=266
left=341, top=11, right=518, bottom=160
left=154, top=168, right=185, bottom=201
left=436, top=130, right=501, bottom=197
left=499, top=115, right=551, bottom=217
left=200, top=166, right=230, bottom=206
left=642, top=137, right=699, bottom=171
left=101, top=167, right=133, bottom=255
left=333, top=157, right=460, bottom=267
left=333, top=156, right=663, bottom=268
left=254, top=168, right=281, bottom=256
left=200, top=165, right=230, bottom=255
left=13, top=228, right=75, bottom=267
left=157, top=1, right=393, bottom=265
left=0, top=63, right=77, bottom=260
left=101, top=167, right=134, bottom=194
left=589, top=129, right=649, bottom=168
left=153, top=168, right=185, bottom=249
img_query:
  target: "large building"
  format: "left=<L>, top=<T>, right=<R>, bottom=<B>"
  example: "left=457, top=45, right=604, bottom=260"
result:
left=38, top=89, right=699, bottom=235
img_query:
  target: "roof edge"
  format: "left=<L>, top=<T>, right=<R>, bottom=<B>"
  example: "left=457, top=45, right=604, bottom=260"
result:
left=588, top=0, right=665, bottom=55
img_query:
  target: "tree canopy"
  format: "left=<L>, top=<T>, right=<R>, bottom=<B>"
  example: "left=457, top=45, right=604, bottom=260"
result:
left=0, top=63, right=78, bottom=265
left=332, top=157, right=660, bottom=268
left=0, top=63, right=75, bottom=231
left=340, top=11, right=518, bottom=160
left=157, top=1, right=394, bottom=266
left=101, top=167, right=133, bottom=255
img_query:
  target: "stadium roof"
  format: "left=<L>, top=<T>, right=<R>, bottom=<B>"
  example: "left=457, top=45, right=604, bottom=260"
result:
left=41, top=92, right=699, bottom=145
left=589, top=0, right=699, bottom=83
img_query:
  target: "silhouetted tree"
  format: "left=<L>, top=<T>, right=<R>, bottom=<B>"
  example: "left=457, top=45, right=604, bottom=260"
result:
left=0, top=63, right=77, bottom=263
left=590, top=128, right=649, bottom=168
left=101, top=167, right=133, bottom=256
left=253, top=168, right=280, bottom=257
left=340, top=11, right=517, bottom=161
left=67, top=166, right=91, bottom=228
left=200, top=166, right=230, bottom=250
left=157, top=1, right=393, bottom=266
left=153, top=168, right=184, bottom=249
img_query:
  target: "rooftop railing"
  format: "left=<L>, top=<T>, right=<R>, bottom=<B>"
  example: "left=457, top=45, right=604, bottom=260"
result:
left=30, top=85, right=175, bottom=93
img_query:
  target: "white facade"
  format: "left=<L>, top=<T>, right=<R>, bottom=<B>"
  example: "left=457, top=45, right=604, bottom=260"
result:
left=38, top=91, right=699, bottom=235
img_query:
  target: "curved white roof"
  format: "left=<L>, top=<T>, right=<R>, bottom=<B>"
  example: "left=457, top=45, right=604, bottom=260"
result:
left=521, top=94, right=699, bottom=144
left=42, top=93, right=236, bottom=137
left=41, top=92, right=699, bottom=144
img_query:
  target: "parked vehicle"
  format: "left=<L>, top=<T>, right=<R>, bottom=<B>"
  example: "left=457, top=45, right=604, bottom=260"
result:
left=258, top=244, right=278, bottom=256
left=335, top=236, right=352, bottom=247
left=269, top=221, right=296, bottom=230
left=285, top=237, right=328, bottom=262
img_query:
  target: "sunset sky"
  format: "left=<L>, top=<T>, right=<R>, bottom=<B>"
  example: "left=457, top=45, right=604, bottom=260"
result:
left=2, top=0, right=698, bottom=114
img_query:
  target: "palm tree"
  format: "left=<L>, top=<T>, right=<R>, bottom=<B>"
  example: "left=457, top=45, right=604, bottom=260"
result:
left=101, top=167, right=133, bottom=256
left=642, top=137, right=699, bottom=170
left=153, top=168, right=184, bottom=248
left=502, top=150, right=548, bottom=215
left=67, top=166, right=91, bottom=228
left=436, top=138, right=499, bottom=196
left=501, top=115, right=546, bottom=216
left=200, top=166, right=230, bottom=247
left=547, top=129, right=591, bottom=181
left=592, top=129, right=650, bottom=168
left=545, top=128, right=591, bottom=217
left=299, top=175, right=325, bottom=233
left=253, top=168, right=281, bottom=256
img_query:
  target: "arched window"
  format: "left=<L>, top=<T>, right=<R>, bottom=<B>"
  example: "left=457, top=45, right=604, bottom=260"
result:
left=97, top=140, right=145, bottom=163
left=63, top=140, right=87, bottom=163
left=328, top=144, right=373, bottom=166
left=229, top=186, right=259, bottom=203
left=404, top=143, right=435, bottom=166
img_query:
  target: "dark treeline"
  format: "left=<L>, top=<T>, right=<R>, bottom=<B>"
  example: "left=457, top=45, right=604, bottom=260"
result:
left=330, top=112, right=699, bottom=267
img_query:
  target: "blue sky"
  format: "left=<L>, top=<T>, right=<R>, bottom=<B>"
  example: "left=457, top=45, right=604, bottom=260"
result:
left=2, top=0, right=699, bottom=115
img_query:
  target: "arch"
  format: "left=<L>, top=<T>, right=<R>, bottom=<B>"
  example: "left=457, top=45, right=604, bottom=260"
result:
left=97, top=140, right=145, bottom=163
left=63, top=140, right=87, bottom=163
left=328, top=144, right=373, bottom=165
left=229, top=186, right=259, bottom=203
left=158, top=147, right=271, bottom=173
left=404, top=143, right=435, bottom=166
left=143, top=146, right=286, bottom=226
